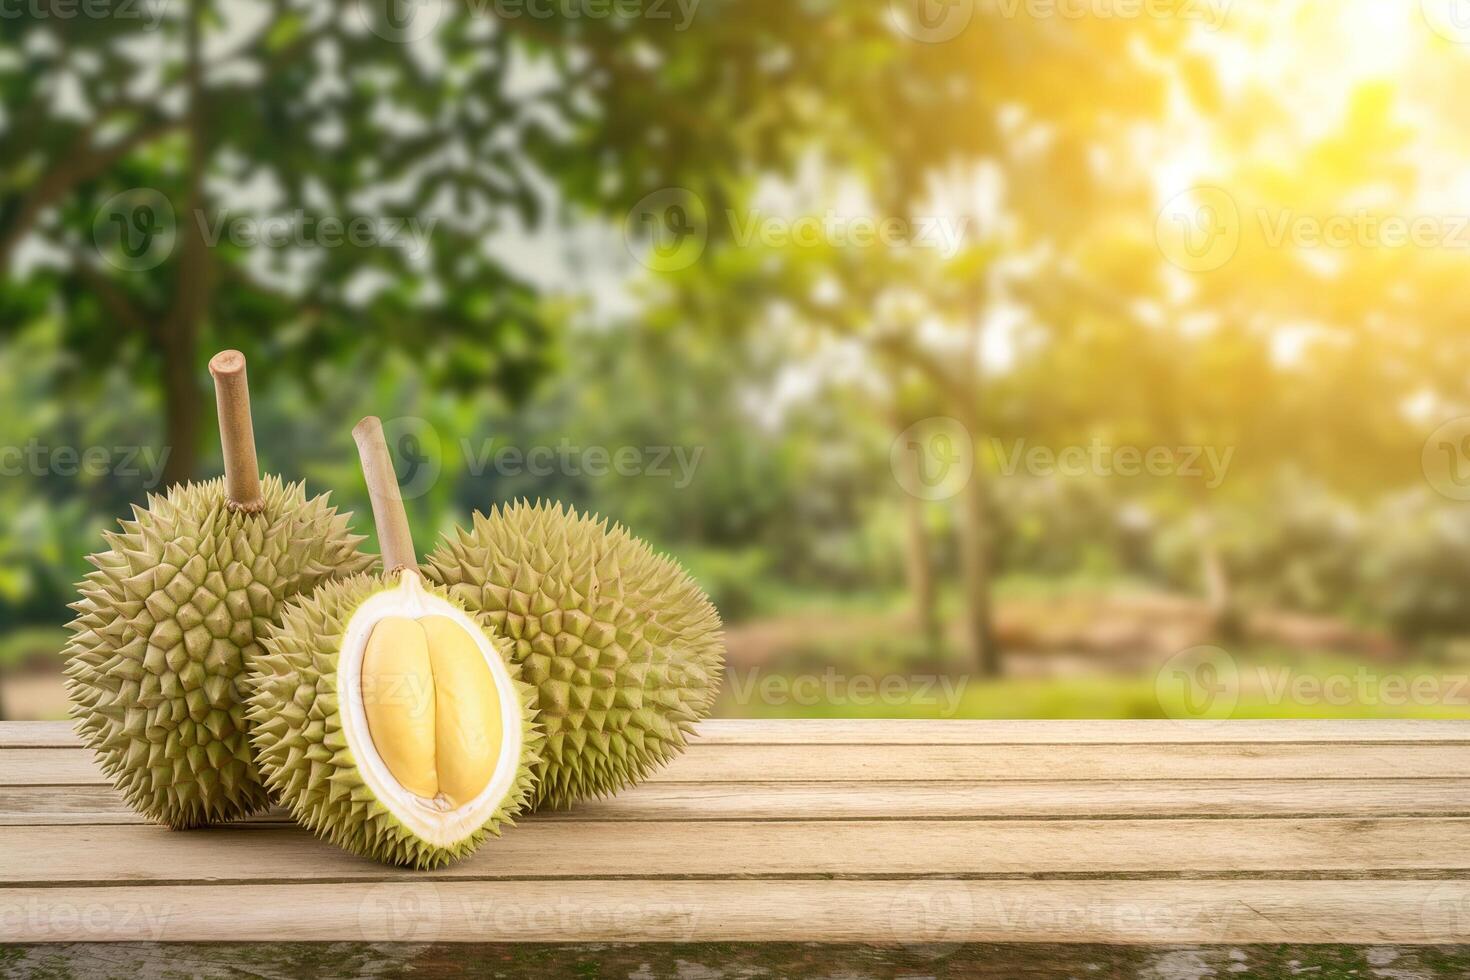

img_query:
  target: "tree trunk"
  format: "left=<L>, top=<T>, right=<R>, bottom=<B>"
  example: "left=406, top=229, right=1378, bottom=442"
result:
left=957, top=283, right=999, bottom=678
left=1195, top=506, right=1240, bottom=641
left=158, top=334, right=201, bottom=486
left=957, top=450, right=1000, bottom=677
left=157, top=0, right=210, bottom=488
left=898, top=444, right=943, bottom=660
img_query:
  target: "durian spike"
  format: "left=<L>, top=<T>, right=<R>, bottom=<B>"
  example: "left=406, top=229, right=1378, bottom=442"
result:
left=208, top=349, right=264, bottom=513
left=353, top=415, right=418, bottom=574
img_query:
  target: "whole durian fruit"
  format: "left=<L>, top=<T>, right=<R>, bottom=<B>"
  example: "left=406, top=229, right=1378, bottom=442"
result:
left=247, top=417, right=542, bottom=868
left=425, top=499, right=724, bottom=809
left=63, top=351, right=372, bottom=828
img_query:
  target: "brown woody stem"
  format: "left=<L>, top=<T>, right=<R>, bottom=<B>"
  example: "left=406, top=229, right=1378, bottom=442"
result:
left=352, top=415, right=418, bottom=574
left=207, top=350, right=264, bottom=512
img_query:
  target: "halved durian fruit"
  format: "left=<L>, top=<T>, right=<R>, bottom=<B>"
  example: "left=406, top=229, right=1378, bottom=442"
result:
left=247, top=417, right=540, bottom=868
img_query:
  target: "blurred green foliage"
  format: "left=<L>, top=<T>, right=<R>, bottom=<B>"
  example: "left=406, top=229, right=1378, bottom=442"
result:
left=6, top=2, right=1470, bottom=725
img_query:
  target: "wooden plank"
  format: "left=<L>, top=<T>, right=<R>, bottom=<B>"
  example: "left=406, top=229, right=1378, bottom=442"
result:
left=11, top=779, right=1470, bottom=826
left=0, top=722, right=75, bottom=748
left=6, top=817, right=1468, bottom=885
left=9, top=742, right=1470, bottom=788
left=0, top=788, right=294, bottom=826
left=7, top=879, right=1470, bottom=943
left=0, top=749, right=101, bottom=785
left=555, top=779, right=1470, bottom=821
left=11, top=718, right=1470, bottom=748
left=654, top=743, right=1470, bottom=782
left=9, top=719, right=1470, bottom=947
left=693, top=719, right=1470, bottom=745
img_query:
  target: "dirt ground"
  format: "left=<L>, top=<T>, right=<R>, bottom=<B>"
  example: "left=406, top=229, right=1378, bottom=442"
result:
left=2, top=670, right=69, bottom=721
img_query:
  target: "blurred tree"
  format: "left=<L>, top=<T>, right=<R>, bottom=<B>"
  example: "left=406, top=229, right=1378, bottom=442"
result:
left=618, top=4, right=1217, bottom=674
left=0, top=0, right=874, bottom=482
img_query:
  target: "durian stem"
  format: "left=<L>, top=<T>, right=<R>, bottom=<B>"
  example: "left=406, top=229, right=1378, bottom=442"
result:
left=353, top=415, right=419, bottom=574
left=208, top=350, right=264, bottom=513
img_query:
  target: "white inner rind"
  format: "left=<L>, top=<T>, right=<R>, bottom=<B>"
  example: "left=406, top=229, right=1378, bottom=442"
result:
left=339, top=569, right=524, bottom=847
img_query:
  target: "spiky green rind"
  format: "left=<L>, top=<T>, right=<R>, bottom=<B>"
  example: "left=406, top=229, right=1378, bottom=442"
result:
left=62, top=476, right=372, bottom=829
left=424, top=499, right=725, bottom=810
left=248, top=573, right=543, bottom=869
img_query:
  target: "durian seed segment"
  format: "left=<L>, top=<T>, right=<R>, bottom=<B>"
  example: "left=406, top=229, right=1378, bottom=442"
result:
left=361, top=613, right=504, bottom=808
left=339, top=569, right=526, bottom=844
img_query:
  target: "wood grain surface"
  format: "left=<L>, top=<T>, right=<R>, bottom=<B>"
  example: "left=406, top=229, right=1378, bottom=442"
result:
left=4, top=719, right=1469, bottom=943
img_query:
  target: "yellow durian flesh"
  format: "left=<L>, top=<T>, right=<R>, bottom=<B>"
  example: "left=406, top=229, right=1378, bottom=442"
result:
left=362, top=614, right=503, bottom=808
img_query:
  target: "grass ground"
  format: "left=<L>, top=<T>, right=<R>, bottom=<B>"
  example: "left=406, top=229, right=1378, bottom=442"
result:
left=714, top=661, right=1470, bottom=720
left=6, top=582, right=1468, bottom=722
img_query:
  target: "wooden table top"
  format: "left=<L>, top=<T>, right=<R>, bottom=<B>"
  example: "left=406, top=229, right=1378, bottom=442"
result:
left=5, top=718, right=1470, bottom=944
